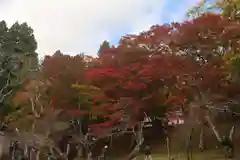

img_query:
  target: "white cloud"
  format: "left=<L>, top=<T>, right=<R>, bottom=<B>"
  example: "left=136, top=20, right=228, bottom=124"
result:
left=0, top=0, right=197, bottom=57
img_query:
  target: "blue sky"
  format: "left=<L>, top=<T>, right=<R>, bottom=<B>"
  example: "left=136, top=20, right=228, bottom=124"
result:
left=110, top=0, right=201, bottom=46
left=0, top=0, right=200, bottom=57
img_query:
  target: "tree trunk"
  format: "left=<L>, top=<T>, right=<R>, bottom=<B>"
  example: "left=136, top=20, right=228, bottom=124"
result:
left=126, top=122, right=144, bottom=160
left=199, top=126, right=205, bottom=151
left=78, top=147, right=83, bottom=158
left=166, top=137, right=171, bottom=159
left=229, top=126, right=235, bottom=142
left=87, top=151, right=92, bottom=160
left=204, top=116, right=222, bottom=142
left=0, top=142, right=3, bottom=160
left=36, top=150, right=40, bottom=160
left=126, top=140, right=143, bottom=160
left=109, top=136, right=112, bottom=149
left=205, top=116, right=235, bottom=158
left=186, top=128, right=194, bottom=160
left=0, top=134, right=11, bottom=158
left=129, top=134, right=136, bottom=150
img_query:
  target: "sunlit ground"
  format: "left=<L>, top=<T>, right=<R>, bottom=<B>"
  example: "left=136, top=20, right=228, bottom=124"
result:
left=115, top=150, right=239, bottom=160
left=151, top=151, right=238, bottom=160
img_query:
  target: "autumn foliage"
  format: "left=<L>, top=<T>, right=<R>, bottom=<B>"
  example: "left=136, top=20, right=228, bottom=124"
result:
left=41, top=52, right=87, bottom=110
left=11, top=13, right=240, bottom=136
left=88, top=15, right=240, bottom=133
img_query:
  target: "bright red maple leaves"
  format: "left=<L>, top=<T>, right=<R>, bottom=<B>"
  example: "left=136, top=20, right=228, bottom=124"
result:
left=40, top=13, right=240, bottom=136
left=85, top=13, right=240, bottom=113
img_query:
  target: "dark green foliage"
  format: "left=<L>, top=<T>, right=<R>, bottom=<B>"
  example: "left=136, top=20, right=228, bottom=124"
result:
left=0, top=55, right=24, bottom=103
left=97, top=40, right=110, bottom=56
left=0, top=20, right=39, bottom=78
left=0, top=20, right=39, bottom=120
left=1, top=21, right=37, bottom=54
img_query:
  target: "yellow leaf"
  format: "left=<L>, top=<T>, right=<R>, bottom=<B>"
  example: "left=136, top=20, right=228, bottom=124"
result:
left=72, top=84, right=101, bottom=91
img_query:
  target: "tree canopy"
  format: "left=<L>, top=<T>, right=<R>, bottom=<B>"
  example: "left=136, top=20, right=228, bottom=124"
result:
left=1, top=3, right=240, bottom=159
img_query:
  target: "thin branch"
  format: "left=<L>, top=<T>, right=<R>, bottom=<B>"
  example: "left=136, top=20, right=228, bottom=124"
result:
left=0, top=89, right=12, bottom=103
left=0, top=75, right=11, bottom=95
left=204, top=105, right=240, bottom=116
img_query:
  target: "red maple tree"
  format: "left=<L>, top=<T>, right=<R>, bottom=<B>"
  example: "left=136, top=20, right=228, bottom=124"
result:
left=85, top=13, right=240, bottom=123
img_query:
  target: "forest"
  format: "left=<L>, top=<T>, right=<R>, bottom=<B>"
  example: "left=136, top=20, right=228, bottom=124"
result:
left=0, top=0, right=240, bottom=159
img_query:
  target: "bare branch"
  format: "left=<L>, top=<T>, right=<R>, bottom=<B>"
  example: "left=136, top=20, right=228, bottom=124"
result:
left=229, top=126, right=235, bottom=141
left=0, top=89, right=12, bottom=103
left=0, top=74, right=11, bottom=95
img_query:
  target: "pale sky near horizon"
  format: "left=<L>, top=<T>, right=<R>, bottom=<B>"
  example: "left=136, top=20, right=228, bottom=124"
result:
left=0, top=0, right=200, bottom=57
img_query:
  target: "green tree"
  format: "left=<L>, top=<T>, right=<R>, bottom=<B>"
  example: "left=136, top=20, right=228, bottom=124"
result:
left=0, top=21, right=39, bottom=124
left=4, top=22, right=37, bottom=54
left=0, top=21, right=8, bottom=49
left=187, top=0, right=208, bottom=19
left=187, top=0, right=240, bottom=21
left=0, top=21, right=39, bottom=79
left=0, top=54, right=26, bottom=121
left=97, top=40, right=110, bottom=56
left=214, top=0, right=240, bottom=21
